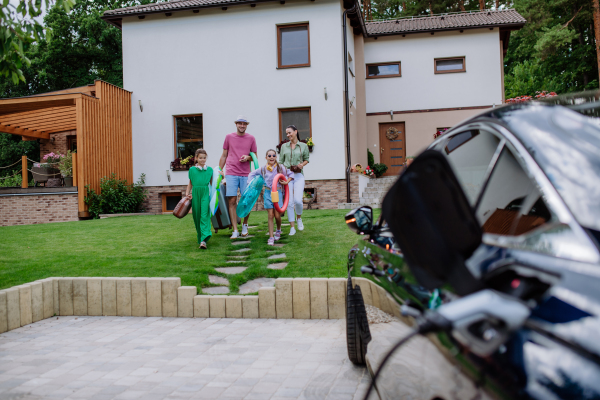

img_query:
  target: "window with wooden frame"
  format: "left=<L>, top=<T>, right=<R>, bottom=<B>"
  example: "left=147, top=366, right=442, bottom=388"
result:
left=174, top=114, right=203, bottom=159
left=279, top=107, right=311, bottom=142
left=67, top=135, right=77, bottom=152
left=277, top=23, right=310, bottom=68
left=434, top=57, right=466, bottom=74
left=366, top=62, right=401, bottom=79
left=161, top=193, right=182, bottom=213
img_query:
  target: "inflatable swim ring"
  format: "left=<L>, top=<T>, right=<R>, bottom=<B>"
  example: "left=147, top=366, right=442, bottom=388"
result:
left=271, top=173, right=289, bottom=213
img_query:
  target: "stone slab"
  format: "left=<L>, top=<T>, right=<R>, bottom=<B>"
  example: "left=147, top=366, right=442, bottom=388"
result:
left=72, top=278, right=88, bottom=316
left=310, top=278, right=329, bottom=319
left=370, top=281, right=381, bottom=310
left=209, top=275, right=229, bottom=286
left=215, top=267, right=247, bottom=274
left=41, top=278, right=53, bottom=318
left=352, top=277, right=373, bottom=307
left=58, top=279, right=73, bottom=316
left=131, top=278, right=147, bottom=317
left=259, top=287, right=276, bottom=319
left=116, top=278, right=132, bottom=317
left=232, top=248, right=251, bottom=252
left=267, top=262, right=288, bottom=270
left=162, top=278, right=181, bottom=317
left=0, top=291, right=7, bottom=333
left=238, top=278, right=275, bottom=295
left=226, top=260, right=245, bottom=264
left=178, top=286, right=197, bottom=318
left=194, top=295, right=210, bottom=318
left=293, top=278, right=310, bottom=319
left=146, top=278, right=162, bottom=317
left=232, top=240, right=251, bottom=245
left=225, top=296, right=243, bottom=318
left=18, top=285, right=32, bottom=326
left=268, top=253, right=286, bottom=260
left=273, top=244, right=285, bottom=248
left=5, top=288, right=20, bottom=331
left=242, top=296, right=259, bottom=318
left=30, top=281, right=43, bottom=323
left=203, top=287, right=230, bottom=295
left=209, top=296, right=226, bottom=318
left=376, top=286, right=394, bottom=316
left=233, top=235, right=254, bottom=239
left=102, top=279, right=117, bottom=316
left=52, top=278, right=59, bottom=316
left=275, top=278, right=293, bottom=319
left=87, top=278, right=102, bottom=316
left=227, top=255, right=248, bottom=259
left=328, top=278, right=346, bottom=319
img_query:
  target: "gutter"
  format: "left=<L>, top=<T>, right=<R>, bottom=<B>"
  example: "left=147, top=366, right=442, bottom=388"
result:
left=343, top=4, right=357, bottom=204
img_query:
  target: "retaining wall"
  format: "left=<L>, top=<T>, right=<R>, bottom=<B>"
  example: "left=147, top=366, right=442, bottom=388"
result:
left=0, top=188, right=79, bottom=227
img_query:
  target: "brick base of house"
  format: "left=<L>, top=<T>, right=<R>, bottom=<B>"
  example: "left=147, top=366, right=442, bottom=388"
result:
left=0, top=191, right=79, bottom=227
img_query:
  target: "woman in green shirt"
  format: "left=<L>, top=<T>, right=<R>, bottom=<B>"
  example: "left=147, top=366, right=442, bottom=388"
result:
left=279, top=125, right=310, bottom=235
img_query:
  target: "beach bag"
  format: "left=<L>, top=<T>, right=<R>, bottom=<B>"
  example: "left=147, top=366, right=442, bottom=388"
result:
left=173, top=196, right=192, bottom=219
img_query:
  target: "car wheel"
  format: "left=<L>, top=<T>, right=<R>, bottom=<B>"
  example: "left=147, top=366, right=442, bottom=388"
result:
left=346, top=276, right=372, bottom=365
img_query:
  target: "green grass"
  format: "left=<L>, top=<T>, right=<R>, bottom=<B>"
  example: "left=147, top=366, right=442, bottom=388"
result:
left=0, top=209, right=368, bottom=293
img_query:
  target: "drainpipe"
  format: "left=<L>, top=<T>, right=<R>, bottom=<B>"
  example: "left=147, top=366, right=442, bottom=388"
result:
left=343, top=4, right=356, bottom=204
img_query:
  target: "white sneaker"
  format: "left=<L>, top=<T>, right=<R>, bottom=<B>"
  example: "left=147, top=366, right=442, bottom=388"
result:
left=241, top=224, right=249, bottom=237
left=289, top=227, right=296, bottom=236
left=230, top=231, right=239, bottom=239
left=297, top=219, right=304, bottom=231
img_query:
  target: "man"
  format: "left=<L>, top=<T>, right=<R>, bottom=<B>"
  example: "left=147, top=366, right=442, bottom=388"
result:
left=219, top=115, right=257, bottom=238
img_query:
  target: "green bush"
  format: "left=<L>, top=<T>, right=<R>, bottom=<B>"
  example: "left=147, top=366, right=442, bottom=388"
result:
left=372, top=163, right=388, bottom=178
left=367, top=149, right=375, bottom=169
left=0, top=174, right=34, bottom=188
left=85, top=173, right=147, bottom=219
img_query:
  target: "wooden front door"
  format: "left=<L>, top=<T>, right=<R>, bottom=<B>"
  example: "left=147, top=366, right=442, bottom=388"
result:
left=378, top=122, right=406, bottom=176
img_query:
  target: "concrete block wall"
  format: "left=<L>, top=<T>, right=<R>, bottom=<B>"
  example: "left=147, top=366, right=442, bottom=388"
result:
left=0, top=276, right=399, bottom=334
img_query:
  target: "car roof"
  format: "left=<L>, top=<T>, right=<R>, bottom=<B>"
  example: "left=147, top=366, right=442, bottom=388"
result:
left=461, top=97, right=600, bottom=232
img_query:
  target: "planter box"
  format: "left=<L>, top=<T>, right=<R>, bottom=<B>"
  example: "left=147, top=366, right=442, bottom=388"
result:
left=31, top=165, right=61, bottom=185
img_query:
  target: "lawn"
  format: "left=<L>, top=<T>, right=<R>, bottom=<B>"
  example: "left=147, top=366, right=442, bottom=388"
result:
left=0, top=209, right=379, bottom=293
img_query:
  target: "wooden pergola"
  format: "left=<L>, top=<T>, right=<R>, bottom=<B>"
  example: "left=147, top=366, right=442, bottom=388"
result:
left=0, top=80, right=133, bottom=217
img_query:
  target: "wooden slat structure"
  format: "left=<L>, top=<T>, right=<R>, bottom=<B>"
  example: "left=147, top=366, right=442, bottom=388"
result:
left=0, top=81, right=132, bottom=217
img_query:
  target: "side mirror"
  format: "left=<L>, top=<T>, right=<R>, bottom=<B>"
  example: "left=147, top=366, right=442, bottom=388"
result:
left=382, top=150, right=483, bottom=296
left=345, top=206, right=373, bottom=235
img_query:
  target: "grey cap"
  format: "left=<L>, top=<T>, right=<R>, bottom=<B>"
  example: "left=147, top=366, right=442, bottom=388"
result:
left=234, top=115, right=249, bottom=124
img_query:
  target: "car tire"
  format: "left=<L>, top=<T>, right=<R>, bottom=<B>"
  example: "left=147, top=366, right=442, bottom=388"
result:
left=346, top=276, right=372, bottom=365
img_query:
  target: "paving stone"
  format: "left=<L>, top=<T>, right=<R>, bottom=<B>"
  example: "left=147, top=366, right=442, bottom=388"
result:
left=258, top=287, right=276, bottom=319
left=242, top=296, right=259, bottom=318
left=232, top=248, right=251, bottom=253
left=177, top=286, right=197, bottom=318
left=227, top=255, right=248, bottom=259
left=131, top=278, right=147, bottom=317
left=209, top=296, right=226, bottom=317
left=194, top=295, right=210, bottom=317
left=267, top=262, right=288, bottom=270
left=5, top=288, right=20, bottom=330
left=225, top=296, right=243, bottom=318
left=161, top=278, right=181, bottom=317
left=310, top=278, right=329, bottom=319
left=209, top=275, right=229, bottom=286
left=30, top=281, right=43, bottom=322
left=226, top=260, right=245, bottom=264
left=215, top=267, right=247, bottom=275
left=273, top=244, right=285, bottom=248
left=58, top=279, right=73, bottom=317
left=40, top=278, right=53, bottom=319
left=328, top=278, right=346, bottom=319
left=146, top=278, right=162, bottom=317
left=203, top=287, right=230, bottom=295
left=232, top=240, right=251, bottom=246
left=247, top=226, right=258, bottom=229
left=72, top=278, right=88, bottom=316
left=233, top=235, right=254, bottom=239
left=293, top=278, right=310, bottom=319
left=116, top=278, right=132, bottom=317
left=102, top=278, right=117, bottom=316
left=268, top=253, right=286, bottom=260
left=87, top=278, right=103, bottom=316
left=275, top=278, right=293, bottom=319
left=238, top=278, right=276, bottom=295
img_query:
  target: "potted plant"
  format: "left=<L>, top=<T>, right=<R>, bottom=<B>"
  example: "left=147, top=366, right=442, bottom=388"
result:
left=32, top=152, right=62, bottom=186
left=170, top=155, right=194, bottom=171
left=276, top=138, right=310, bottom=153
left=58, top=150, right=74, bottom=187
left=306, top=137, right=315, bottom=152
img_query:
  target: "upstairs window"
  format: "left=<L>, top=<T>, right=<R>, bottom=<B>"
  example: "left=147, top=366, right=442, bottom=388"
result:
left=278, top=23, right=310, bottom=68
left=174, top=114, right=203, bottom=159
left=366, top=62, right=401, bottom=78
left=435, top=57, right=466, bottom=74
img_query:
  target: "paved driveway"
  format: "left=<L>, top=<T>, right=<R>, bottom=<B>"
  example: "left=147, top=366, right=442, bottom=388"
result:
left=0, top=317, right=370, bottom=400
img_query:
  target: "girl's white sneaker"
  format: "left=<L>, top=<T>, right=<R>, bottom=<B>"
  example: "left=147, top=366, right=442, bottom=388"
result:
left=297, top=219, right=304, bottom=231
left=289, top=227, right=296, bottom=236
left=230, top=231, right=239, bottom=239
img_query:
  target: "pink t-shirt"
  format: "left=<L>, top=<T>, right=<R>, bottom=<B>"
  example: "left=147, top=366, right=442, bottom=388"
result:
left=223, top=132, right=258, bottom=176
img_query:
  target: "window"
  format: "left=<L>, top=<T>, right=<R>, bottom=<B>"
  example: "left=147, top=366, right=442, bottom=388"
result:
left=277, top=23, right=310, bottom=68
left=174, top=114, right=203, bottom=159
left=434, top=57, right=466, bottom=74
left=161, top=193, right=182, bottom=213
left=366, top=62, right=401, bottom=78
left=279, top=108, right=311, bottom=141
left=67, top=135, right=77, bottom=152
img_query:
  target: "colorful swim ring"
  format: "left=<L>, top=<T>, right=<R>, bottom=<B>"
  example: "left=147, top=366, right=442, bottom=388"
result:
left=271, top=173, right=289, bottom=213
left=250, top=152, right=259, bottom=170
left=209, top=167, right=223, bottom=217
left=236, top=174, right=264, bottom=219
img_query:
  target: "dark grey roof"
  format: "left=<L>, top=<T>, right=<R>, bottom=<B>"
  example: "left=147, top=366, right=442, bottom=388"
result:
left=366, top=9, right=526, bottom=36
left=104, top=0, right=281, bottom=18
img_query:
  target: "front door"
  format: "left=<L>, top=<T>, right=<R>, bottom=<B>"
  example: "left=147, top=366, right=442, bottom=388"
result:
left=378, top=122, right=406, bottom=176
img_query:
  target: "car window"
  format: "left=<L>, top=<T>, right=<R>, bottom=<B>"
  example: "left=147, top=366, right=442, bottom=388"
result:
left=476, top=146, right=551, bottom=236
left=443, top=129, right=501, bottom=205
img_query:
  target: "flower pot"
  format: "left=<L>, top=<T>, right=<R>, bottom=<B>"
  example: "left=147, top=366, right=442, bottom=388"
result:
left=308, top=145, right=313, bottom=153
left=31, top=165, right=61, bottom=185
left=64, top=176, right=73, bottom=187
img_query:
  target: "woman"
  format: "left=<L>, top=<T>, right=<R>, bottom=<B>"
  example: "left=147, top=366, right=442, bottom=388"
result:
left=279, top=125, right=310, bottom=235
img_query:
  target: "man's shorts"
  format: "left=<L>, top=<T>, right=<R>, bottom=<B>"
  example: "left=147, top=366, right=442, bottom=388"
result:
left=225, top=175, right=248, bottom=197
left=264, top=188, right=283, bottom=210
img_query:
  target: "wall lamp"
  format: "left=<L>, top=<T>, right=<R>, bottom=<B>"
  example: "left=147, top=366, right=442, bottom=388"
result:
left=324, top=87, right=328, bottom=100
left=139, top=100, right=143, bottom=112
left=349, top=96, right=355, bottom=108
left=390, top=110, right=394, bottom=120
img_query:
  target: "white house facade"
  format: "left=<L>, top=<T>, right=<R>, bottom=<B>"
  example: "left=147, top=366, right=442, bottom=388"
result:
left=103, top=1, right=525, bottom=212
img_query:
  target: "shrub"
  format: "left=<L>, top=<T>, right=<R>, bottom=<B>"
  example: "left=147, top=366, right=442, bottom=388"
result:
left=85, top=173, right=147, bottom=219
left=367, top=149, right=375, bottom=169
left=0, top=174, right=33, bottom=188
left=372, top=163, right=388, bottom=178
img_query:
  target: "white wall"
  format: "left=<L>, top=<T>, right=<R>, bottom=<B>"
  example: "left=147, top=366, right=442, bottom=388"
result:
left=122, top=0, right=347, bottom=187
left=363, top=28, right=503, bottom=113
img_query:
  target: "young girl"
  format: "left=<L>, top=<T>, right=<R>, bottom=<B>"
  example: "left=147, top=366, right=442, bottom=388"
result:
left=186, top=149, right=213, bottom=249
left=248, top=149, right=293, bottom=246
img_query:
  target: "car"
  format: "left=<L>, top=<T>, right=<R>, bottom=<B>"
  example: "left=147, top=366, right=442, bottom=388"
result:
left=345, top=93, right=600, bottom=400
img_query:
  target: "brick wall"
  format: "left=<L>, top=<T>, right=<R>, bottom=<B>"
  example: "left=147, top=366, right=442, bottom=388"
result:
left=142, top=185, right=187, bottom=214
left=0, top=193, right=79, bottom=227
left=40, top=130, right=75, bottom=158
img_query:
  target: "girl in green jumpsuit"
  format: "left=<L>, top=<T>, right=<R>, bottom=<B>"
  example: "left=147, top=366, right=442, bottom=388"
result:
left=185, top=149, right=213, bottom=249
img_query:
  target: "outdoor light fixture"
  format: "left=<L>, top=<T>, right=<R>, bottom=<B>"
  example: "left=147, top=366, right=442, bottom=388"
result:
left=350, top=96, right=355, bottom=108
left=390, top=110, right=394, bottom=120
left=324, top=87, right=328, bottom=100
left=166, top=170, right=171, bottom=182
left=139, top=100, right=143, bottom=112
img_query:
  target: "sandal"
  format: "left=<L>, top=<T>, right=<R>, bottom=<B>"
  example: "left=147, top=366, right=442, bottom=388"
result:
left=200, top=241, right=207, bottom=249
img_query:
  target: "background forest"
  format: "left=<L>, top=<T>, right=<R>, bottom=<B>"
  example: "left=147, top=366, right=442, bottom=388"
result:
left=1, top=0, right=599, bottom=175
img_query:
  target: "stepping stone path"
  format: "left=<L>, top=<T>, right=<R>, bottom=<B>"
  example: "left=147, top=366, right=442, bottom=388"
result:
left=268, top=253, right=286, bottom=260
left=238, top=278, right=276, bottom=294
left=232, top=248, right=251, bottom=252
left=215, top=267, right=247, bottom=274
left=233, top=235, right=254, bottom=239
left=273, top=243, right=285, bottom=248
left=209, top=275, right=229, bottom=286
left=227, top=255, right=248, bottom=259
left=226, top=260, right=245, bottom=264
left=202, top=286, right=230, bottom=294
left=233, top=240, right=251, bottom=246
left=268, top=262, right=288, bottom=270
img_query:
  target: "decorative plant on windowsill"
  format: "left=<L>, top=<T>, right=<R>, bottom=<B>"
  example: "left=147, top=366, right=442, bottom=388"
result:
left=276, top=138, right=310, bottom=153
left=170, top=155, right=194, bottom=171
left=306, top=137, right=314, bottom=152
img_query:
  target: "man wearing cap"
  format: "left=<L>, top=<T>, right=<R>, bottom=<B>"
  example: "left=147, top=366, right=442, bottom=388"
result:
left=219, top=115, right=257, bottom=238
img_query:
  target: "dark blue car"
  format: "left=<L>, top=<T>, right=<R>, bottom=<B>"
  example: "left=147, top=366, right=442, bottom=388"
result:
left=346, top=93, right=600, bottom=400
